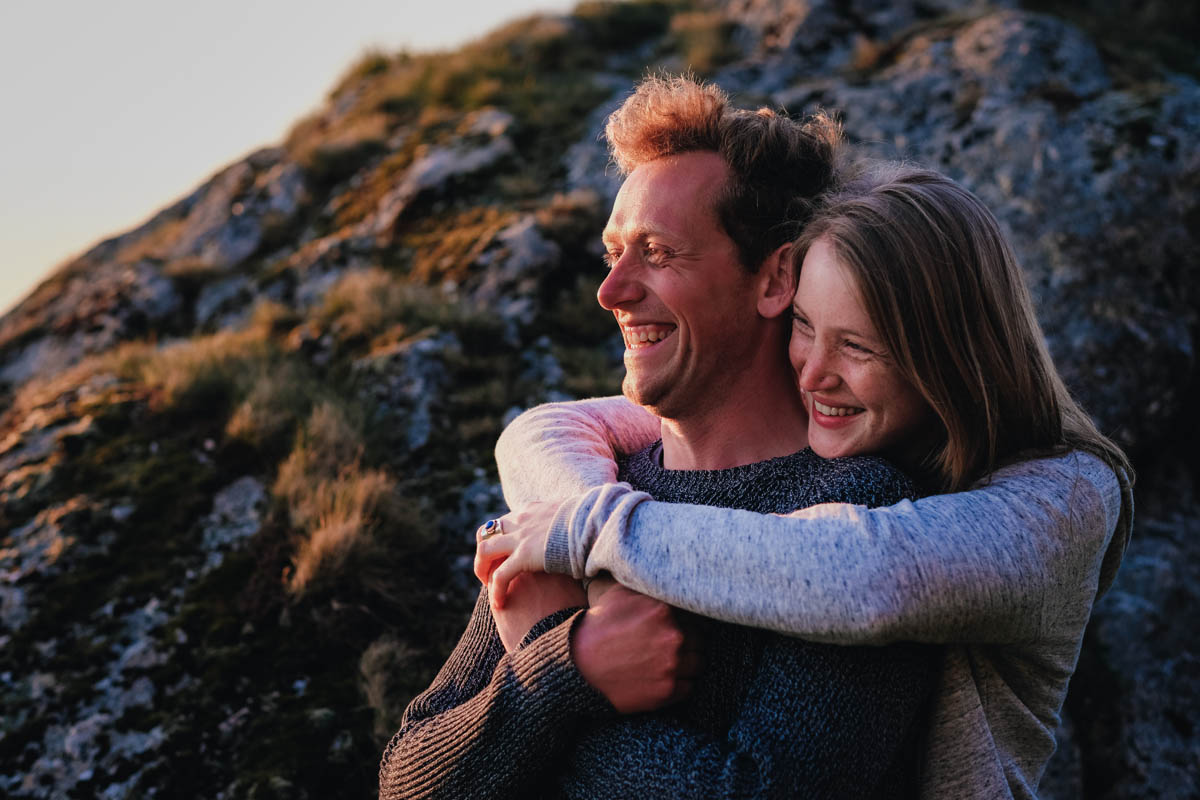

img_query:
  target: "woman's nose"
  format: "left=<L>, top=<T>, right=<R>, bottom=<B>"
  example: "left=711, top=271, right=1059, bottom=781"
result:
left=797, top=347, right=840, bottom=392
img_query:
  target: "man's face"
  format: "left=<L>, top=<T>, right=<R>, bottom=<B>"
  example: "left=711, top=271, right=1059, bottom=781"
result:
left=597, top=151, right=766, bottom=419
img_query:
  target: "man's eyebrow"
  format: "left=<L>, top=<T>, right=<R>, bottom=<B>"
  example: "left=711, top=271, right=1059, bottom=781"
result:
left=602, top=224, right=675, bottom=245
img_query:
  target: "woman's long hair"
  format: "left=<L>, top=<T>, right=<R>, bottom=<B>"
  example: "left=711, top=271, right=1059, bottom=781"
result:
left=795, top=163, right=1133, bottom=502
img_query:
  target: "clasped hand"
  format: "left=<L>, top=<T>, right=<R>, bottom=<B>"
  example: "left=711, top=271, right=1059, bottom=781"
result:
left=474, top=503, right=700, bottom=713
left=473, top=501, right=561, bottom=604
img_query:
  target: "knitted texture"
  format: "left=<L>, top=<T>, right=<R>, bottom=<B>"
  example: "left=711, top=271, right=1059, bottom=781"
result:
left=378, top=596, right=612, bottom=799
left=553, top=443, right=935, bottom=799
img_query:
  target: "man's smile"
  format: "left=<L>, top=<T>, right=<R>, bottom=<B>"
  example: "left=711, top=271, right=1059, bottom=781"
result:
left=620, top=324, right=677, bottom=350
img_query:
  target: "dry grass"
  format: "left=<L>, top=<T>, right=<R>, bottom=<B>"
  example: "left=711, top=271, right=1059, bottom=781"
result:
left=224, top=359, right=316, bottom=453
left=360, top=635, right=427, bottom=742
left=401, top=207, right=518, bottom=286
left=285, top=468, right=399, bottom=592
left=286, top=110, right=392, bottom=185
left=105, top=328, right=267, bottom=418
left=274, top=401, right=423, bottom=597
left=314, top=267, right=472, bottom=349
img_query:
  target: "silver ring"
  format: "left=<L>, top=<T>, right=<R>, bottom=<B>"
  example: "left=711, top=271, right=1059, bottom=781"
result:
left=479, top=518, right=505, bottom=540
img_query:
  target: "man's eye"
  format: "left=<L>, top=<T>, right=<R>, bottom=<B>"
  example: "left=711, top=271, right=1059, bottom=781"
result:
left=602, top=251, right=621, bottom=268
left=644, top=245, right=669, bottom=265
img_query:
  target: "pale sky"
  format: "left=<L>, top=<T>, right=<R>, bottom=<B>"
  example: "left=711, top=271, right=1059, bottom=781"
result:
left=0, top=0, right=579, bottom=317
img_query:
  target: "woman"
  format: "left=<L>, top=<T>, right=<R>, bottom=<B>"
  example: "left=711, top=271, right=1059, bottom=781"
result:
left=478, top=164, right=1134, bottom=799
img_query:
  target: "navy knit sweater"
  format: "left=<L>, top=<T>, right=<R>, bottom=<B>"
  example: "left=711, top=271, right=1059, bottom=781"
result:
left=380, top=445, right=936, bottom=799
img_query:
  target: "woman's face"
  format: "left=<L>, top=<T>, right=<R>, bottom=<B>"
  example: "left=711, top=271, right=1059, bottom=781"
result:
left=789, top=237, right=934, bottom=463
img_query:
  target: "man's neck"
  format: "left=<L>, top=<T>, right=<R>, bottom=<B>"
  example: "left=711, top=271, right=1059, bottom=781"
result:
left=657, top=368, right=808, bottom=471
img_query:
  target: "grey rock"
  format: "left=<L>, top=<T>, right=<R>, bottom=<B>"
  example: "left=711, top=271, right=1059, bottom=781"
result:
left=469, top=215, right=562, bottom=325
left=354, top=330, right=461, bottom=451
left=167, top=151, right=308, bottom=270
left=462, top=108, right=516, bottom=138
left=200, top=476, right=268, bottom=572
left=1054, top=478, right=1200, bottom=800
left=364, top=114, right=516, bottom=239
left=0, top=260, right=180, bottom=387
left=194, top=274, right=253, bottom=327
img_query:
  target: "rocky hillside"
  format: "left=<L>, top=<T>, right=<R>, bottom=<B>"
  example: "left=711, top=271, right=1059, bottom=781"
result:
left=1, top=1, right=1197, bottom=797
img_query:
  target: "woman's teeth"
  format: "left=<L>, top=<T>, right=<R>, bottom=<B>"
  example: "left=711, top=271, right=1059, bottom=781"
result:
left=813, top=399, right=864, bottom=417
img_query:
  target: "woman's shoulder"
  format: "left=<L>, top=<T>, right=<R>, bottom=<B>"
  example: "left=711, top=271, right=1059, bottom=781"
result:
left=983, top=450, right=1124, bottom=508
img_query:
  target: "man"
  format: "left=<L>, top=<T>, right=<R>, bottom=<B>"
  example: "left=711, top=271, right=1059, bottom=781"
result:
left=379, top=76, right=934, bottom=799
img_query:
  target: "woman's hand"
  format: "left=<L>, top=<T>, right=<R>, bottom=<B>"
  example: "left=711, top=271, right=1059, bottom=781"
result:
left=474, top=500, right=563, bottom=607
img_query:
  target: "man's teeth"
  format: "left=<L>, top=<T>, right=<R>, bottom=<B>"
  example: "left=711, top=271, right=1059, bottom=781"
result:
left=813, top=399, right=864, bottom=417
left=624, top=327, right=673, bottom=347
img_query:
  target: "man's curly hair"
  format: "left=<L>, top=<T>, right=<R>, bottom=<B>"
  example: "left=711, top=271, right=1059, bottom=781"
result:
left=605, top=74, right=843, bottom=273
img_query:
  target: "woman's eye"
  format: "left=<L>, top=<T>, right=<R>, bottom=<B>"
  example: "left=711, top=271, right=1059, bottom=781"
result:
left=844, top=340, right=874, bottom=355
left=791, top=312, right=813, bottom=331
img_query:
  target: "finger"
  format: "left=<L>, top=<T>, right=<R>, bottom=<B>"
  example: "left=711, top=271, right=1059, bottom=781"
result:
left=490, top=559, right=518, bottom=609
left=474, top=550, right=506, bottom=585
left=474, top=537, right=501, bottom=583
left=476, top=534, right=516, bottom=561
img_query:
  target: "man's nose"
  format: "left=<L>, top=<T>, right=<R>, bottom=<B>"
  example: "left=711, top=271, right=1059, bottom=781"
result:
left=597, top=256, right=643, bottom=310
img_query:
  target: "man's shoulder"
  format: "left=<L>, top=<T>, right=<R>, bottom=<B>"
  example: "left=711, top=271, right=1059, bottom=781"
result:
left=809, top=453, right=921, bottom=508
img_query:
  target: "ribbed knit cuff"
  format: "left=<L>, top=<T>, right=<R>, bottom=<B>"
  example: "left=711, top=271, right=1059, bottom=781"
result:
left=509, top=608, right=615, bottom=719
left=517, top=605, right=583, bottom=651
left=545, top=496, right=577, bottom=576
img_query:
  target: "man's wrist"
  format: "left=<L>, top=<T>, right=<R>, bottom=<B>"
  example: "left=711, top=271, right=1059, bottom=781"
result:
left=517, top=605, right=585, bottom=651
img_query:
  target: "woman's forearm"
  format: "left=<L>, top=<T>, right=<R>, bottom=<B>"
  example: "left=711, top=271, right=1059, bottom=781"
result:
left=495, top=397, right=658, bottom=509
left=550, top=452, right=1125, bottom=646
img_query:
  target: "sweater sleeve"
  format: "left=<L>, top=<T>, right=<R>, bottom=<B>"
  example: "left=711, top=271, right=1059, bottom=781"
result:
left=378, top=589, right=613, bottom=800
left=495, top=396, right=659, bottom=510
left=543, top=450, right=1127, bottom=646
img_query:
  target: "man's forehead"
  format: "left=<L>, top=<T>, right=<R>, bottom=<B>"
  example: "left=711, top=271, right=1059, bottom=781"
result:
left=604, top=152, right=728, bottom=240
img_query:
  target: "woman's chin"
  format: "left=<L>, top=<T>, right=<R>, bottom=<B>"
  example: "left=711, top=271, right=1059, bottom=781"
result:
left=809, top=440, right=861, bottom=461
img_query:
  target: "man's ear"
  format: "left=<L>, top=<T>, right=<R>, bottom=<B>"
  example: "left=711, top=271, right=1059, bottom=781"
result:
left=756, top=242, right=796, bottom=319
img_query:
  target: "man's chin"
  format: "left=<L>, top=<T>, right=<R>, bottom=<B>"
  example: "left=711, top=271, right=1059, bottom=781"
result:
left=622, top=377, right=663, bottom=410
left=622, top=377, right=681, bottom=419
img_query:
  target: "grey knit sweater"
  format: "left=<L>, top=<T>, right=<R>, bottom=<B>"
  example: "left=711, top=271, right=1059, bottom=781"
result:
left=494, top=396, right=1133, bottom=800
left=379, top=443, right=937, bottom=799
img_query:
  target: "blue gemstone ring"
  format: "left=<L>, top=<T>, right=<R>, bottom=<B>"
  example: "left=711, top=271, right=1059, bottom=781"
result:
left=479, top=518, right=505, bottom=540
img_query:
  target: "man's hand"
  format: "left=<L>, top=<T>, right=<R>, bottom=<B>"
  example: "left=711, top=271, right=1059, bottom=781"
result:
left=572, top=581, right=701, bottom=713
left=492, top=572, right=587, bottom=652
